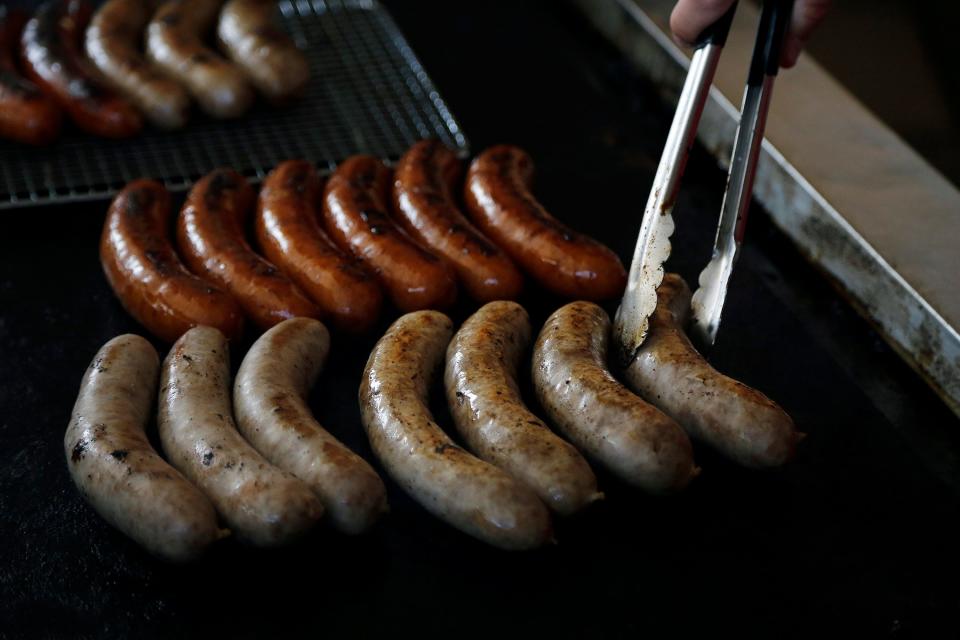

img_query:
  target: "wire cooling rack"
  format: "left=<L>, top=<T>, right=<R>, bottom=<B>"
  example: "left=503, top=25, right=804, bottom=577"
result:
left=0, top=0, right=469, bottom=209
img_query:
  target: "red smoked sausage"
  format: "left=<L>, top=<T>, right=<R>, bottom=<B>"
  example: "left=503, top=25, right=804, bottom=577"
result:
left=256, top=160, right=383, bottom=333
left=464, top=145, right=626, bottom=301
left=323, top=155, right=457, bottom=312
left=392, top=140, right=524, bottom=302
left=100, top=179, right=244, bottom=342
left=177, top=168, right=321, bottom=330
left=21, top=0, right=141, bottom=138
left=0, top=7, right=61, bottom=145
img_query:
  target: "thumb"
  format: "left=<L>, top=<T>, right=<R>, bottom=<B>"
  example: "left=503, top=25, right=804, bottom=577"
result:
left=670, top=0, right=738, bottom=47
left=781, top=0, right=832, bottom=67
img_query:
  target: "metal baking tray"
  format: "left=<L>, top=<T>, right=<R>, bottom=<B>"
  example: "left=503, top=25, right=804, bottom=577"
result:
left=0, top=0, right=468, bottom=209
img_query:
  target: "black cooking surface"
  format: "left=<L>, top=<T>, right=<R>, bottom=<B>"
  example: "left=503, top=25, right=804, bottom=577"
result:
left=2, top=1, right=959, bottom=638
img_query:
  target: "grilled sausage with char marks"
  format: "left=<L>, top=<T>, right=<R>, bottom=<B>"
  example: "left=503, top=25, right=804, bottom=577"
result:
left=533, top=301, right=698, bottom=493
left=177, top=168, right=321, bottom=330
left=217, top=0, right=309, bottom=103
left=464, top=145, right=626, bottom=301
left=100, top=179, right=245, bottom=343
left=622, top=273, right=801, bottom=468
left=65, top=334, right=226, bottom=561
left=86, top=0, right=190, bottom=129
left=445, top=301, right=600, bottom=515
left=159, top=326, right=324, bottom=545
left=256, top=160, right=384, bottom=333
left=234, top=318, right=388, bottom=534
left=147, top=0, right=253, bottom=119
left=323, top=155, right=457, bottom=312
left=393, top=140, right=524, bottom=302
left=360, top=310, right=552, bottom=549
left=21, top=0, right=141, bottom=138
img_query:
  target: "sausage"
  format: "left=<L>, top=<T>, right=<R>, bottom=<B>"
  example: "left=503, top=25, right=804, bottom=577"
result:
left=323, top=155, right=458, bottom=312
left=392, top=140, right=524, bottom=302
left=532, top=301, right=698, bottom=493
left=234, top=318, right=388, bottom=534
left=177, top=168, right=321, bottom=330
left=65, top=334, right=225, bottom=561
left=147, top=0, right=253, bottom=119
left=158, top=326, right=324, bottom=545
left=622, top=273, right=801, bottom=468
left=445, top=301, right=601, bottom=515
left=217, top=0, right=309, bottom=103
left=0, top=7, right=61, bottom=145
left=85, top=0, right=190, bottom=130
left=21, top=0, right=141, bottom=138
left=464, top=145, right=627, bottom=301
left=360, top=311, right=552, bottom=549
left=100, top=179, right=245, bottom=343
left=256, top=160, right=383, bottom=333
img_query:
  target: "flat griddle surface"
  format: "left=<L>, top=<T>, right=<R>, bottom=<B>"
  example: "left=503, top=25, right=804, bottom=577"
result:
left=2, top=1, right=959, bottom=637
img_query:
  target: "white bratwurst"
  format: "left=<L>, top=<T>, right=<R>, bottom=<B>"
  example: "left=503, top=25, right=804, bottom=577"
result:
left=360, top=310, right=552, bottom=550
left=158, top=326, right=323, bottom=546
left=65, top=334, right=224, bottom=561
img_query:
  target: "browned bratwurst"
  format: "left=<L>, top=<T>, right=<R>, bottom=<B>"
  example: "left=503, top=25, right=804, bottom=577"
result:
left=21, top=0, right=141, bottom=138
left=85, top=0, right=190, bottom=130
left=217, top=0, right=309, bottom=103
left=234, top=318, right=388, bottom=534
left=392, top=140, right=524, bottom=302
left=533, top=301, right=698, bottom=494
left=147, top=0, right=253, bottom=119
left=65, top=334, right=225, bottom=562
left=445, top=301, right=600, bottom=515
left=100, top=179, right=245, bottom=343
left=256, top=160, right=383, bottom=333
left=360, top=310, right=552, bottom=550
left=323, top=155, right=458, bottom=312
left=0, top=7, right=61, bottom=145
left=623, top=273, right=801, bottom=468
left=159, top=326, right=324, bottom=545
left=177, top=168, right=321, bottom=330
left=464, top=145, right=626, bottom=301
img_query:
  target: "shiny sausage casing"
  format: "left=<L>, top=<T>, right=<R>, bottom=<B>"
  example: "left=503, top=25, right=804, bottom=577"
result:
left=21, top=0, right=141, bottom=138
left=360, top=310, right=552, bottom=550
left=217, top=0, right=309, bottom=103
left=159, top=326, right=324, bottom=545
left=65, top=334, right=225, bottom=561
left=445, top=301, right=600, bottom=515
left=393, top=140, right=524, bottom=302
left=323, top=155, right=458, bottom=312
left=177, top=168, right=321, bottom=330
left=85, top=0, right=190, bottom=130
left=533, top=301, right=698, bottom=494
left=100, top=179, right=245, bottom=343
left=234, top=318, right=388, bottom=534
left=256, top=160, right=383, bottom=333
left=147, top=0, right=254, bottom=119
left=623, top=273, right=801, bottom=468
left=0, top=7, right=61, bottom=145
left=464, top=145, right=626, bottom=301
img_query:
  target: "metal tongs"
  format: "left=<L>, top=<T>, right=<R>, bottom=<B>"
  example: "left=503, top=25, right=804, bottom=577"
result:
left=614, top=0, right=794, bottom=365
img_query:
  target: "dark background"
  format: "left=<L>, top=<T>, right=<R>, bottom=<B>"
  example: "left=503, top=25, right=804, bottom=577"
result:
left=1, top=1, right=959, bottom=638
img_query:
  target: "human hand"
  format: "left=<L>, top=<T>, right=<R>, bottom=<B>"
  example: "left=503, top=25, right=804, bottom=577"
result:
left=669, top=0, right=831, bottom=68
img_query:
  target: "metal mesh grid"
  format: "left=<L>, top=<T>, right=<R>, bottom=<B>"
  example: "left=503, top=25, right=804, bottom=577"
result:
left=0, top=0, right=469, bottom=209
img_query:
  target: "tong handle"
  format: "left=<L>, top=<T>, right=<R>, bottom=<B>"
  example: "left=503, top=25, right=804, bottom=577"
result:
left=748, top=0, right=794, bottom=85
left=694, top=2, right=738, bottom=49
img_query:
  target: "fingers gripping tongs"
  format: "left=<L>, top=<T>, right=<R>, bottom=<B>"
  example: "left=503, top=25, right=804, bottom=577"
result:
left=614, top=0, right=794, bottom=366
